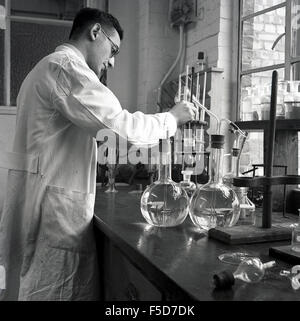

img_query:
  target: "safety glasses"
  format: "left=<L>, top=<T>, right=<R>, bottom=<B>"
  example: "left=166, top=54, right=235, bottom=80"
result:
left=101, top=28, right=120, bottom=58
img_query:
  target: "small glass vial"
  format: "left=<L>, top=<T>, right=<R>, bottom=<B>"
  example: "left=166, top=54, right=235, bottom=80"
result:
left=179, top=170, right=196, bottom=198
left=291, top=209, right=300, bottom=253
left=234, top=187, right=255, bottom=225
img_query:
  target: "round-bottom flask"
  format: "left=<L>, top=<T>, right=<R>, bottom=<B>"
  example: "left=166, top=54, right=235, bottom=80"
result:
left=140, top=138, right=189, bottom=227
left=189, top=135, right=240, bottom=231
left=214, top=258, right=276, bottom=289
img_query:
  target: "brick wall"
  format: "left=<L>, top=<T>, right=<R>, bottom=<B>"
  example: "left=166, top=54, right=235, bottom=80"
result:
left=240, top=1, right=286, bottom=173
left=241, top=2, right=285, bottom=119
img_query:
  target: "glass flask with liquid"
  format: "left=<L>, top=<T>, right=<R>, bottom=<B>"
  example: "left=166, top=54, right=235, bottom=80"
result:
left=104, top=147, right=119, bottom=193
left=189, top=135, right=240, bottom=231
left=213, top=258, right=276, bottom=289
left=140, top=136, right=189, bottom=227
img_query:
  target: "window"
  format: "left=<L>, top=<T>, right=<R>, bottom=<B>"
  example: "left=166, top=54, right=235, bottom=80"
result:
left=238, top=0, right=300, bottom=121
left=240, top=131, right=265, bottom=176
left=0, top=0, right=87, bottom=106
left=237, top=0, right=300, bottom=177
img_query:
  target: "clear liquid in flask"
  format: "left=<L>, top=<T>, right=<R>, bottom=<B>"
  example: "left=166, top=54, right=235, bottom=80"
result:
left=141, top=183, right=189, bottom=227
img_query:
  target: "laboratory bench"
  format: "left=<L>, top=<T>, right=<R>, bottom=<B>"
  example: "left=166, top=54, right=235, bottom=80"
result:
left=93, top=186, right=300, bottom=301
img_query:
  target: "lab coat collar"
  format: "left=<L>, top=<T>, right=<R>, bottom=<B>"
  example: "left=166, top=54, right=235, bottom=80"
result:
left=55, top=43, right=86, bottom=64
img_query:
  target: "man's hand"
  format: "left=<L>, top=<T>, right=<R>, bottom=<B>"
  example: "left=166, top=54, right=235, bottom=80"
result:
left=169, top=101, right=198, bottom=126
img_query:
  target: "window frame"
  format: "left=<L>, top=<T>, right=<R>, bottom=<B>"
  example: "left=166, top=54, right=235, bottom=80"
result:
left=1, top=0, right=102, bottom=107
left=236, top=0, right=300, bottom=120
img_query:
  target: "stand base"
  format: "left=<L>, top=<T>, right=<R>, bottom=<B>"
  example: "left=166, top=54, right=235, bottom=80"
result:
left=269, top=245, right=300, bottom=264
left=208, top=211, right=296, bottom=244
left=208, top=225, right=292, bottom=245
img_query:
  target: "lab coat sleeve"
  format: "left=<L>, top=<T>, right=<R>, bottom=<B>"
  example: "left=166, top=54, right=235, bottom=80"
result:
left=51, top=57, right=177, bottom=145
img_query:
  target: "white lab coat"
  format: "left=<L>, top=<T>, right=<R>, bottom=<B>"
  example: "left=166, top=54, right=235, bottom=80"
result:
left=0, top=44, right=177, bottom=301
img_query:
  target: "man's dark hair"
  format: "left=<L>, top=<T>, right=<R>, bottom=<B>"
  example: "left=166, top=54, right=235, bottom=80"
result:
left=69, top=7, right=123, bottom=40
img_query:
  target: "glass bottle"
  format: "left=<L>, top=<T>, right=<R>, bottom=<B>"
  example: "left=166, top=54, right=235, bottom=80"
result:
left=234, top=187, right=255, bottom=225
left=105, top=147, right=119, bottom=193
left=213, top=258, right=276, bottom=289
left=140, top=137, right=189, bottom=227
left=260, top=85, right=271, bottom=120
left=179, top=170, right=196, bottom=198
left=276, top=81, right=286, bottom=119
left=189, top=135, right=240, bottom=231
left=241, top=87, right=253, bottom=121
left=280, top=265, right=300, bottom=290
left=291, top=209, right=300, bottom=253
left=223, top=148, right=255, bottom=225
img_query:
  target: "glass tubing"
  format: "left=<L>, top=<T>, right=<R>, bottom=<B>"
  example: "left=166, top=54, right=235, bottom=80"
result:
left=177, top=65, right=247, bottom=176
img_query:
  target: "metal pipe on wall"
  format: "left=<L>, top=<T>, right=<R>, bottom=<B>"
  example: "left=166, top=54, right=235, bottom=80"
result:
left=157, top=23, right=185, bottom=111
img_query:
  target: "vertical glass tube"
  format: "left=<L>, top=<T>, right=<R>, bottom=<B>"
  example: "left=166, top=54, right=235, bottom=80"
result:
left=223, top=149, right=239, bottom=187
left=209, top=145, right=223, bottom=184
left=158, top=139, right=172, bottom=182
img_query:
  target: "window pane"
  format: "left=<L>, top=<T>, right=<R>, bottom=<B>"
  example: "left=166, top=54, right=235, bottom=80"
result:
left=240, top=69, right=284, bottom=121
left=291, top=62, right=300, bottom=80
left=242, top=0, right=285, bottom=16
left=242, top=7, right=285, bottom=71
left=0, top=30, right=4, bottom=105
left=11, top=22, right=71, bottom=105
left=11, top=0, right=84, bottom=20
left=240, top=131, right=264, bottom=177
left=291, top=0, right=300, bottom=57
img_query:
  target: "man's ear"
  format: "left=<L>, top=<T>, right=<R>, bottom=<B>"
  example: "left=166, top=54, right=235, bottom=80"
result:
left=90, top=23, right=101, bottom=41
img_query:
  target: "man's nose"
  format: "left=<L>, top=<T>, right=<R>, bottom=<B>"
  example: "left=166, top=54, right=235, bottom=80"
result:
left=108, top=57, right=115, bottom=68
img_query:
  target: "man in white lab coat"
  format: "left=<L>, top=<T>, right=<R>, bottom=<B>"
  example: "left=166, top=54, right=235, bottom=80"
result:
left=0, top=8, right=197, bottom=301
